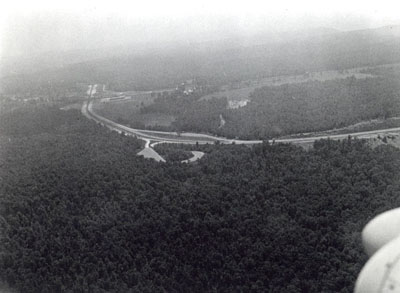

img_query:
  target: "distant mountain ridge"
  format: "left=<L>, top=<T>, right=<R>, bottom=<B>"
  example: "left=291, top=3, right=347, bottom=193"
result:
left=1, top=24, right=398, bottom=77
left=3, top=24, right=400, bottom=93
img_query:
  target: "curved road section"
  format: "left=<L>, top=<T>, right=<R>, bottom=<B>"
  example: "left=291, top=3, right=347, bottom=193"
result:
left=181, top=151, right=205, bottom=163
left=82, top=99, right=400, bottom=161
left=82, top=100, right=232, bottom=162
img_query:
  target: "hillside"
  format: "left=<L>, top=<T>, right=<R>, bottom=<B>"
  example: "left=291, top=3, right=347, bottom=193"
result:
left=3, top=25, right=400, bottom=94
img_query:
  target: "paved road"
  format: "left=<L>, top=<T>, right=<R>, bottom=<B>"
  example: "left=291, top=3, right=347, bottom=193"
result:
left=182, top=151, right=205, bottom=163
left=82, top=97, right=400, bottom=161
left=82, top=100, right=240, bottom=145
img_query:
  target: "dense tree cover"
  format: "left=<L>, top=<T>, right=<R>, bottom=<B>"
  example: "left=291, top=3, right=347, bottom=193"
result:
left=137, top=77, right=400, bottom=139
left=0, top=107, right=87, bottom=136
left=153, top=144, right=193, bottom=162
left=220, top=77, right=400, bottom=138
left=2, top=107, right=400, bottom=292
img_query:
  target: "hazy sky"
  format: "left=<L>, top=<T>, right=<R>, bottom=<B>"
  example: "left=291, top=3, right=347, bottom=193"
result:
left=2, top=0, right=400, bottom=59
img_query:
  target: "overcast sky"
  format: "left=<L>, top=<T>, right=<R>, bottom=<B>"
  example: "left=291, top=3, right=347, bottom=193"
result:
left=2, top=0, right=400, bottom=59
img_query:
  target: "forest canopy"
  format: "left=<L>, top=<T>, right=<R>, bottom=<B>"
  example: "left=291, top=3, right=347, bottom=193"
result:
left=1, top=107, right=400, bottom=292
left=128, top=76, right=400, bottom=139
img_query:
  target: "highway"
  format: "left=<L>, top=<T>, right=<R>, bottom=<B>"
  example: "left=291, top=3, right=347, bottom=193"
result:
left=82, top=96, right=400, bottom=161
left=82, top=100, right=234, bottom=144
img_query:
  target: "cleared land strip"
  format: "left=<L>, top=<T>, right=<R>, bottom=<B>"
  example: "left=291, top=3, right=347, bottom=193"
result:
left=274, top=128, right=400, bottom=144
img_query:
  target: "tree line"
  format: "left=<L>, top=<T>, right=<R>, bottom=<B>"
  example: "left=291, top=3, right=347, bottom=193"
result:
left=137, top=76, right=400, bottom=139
